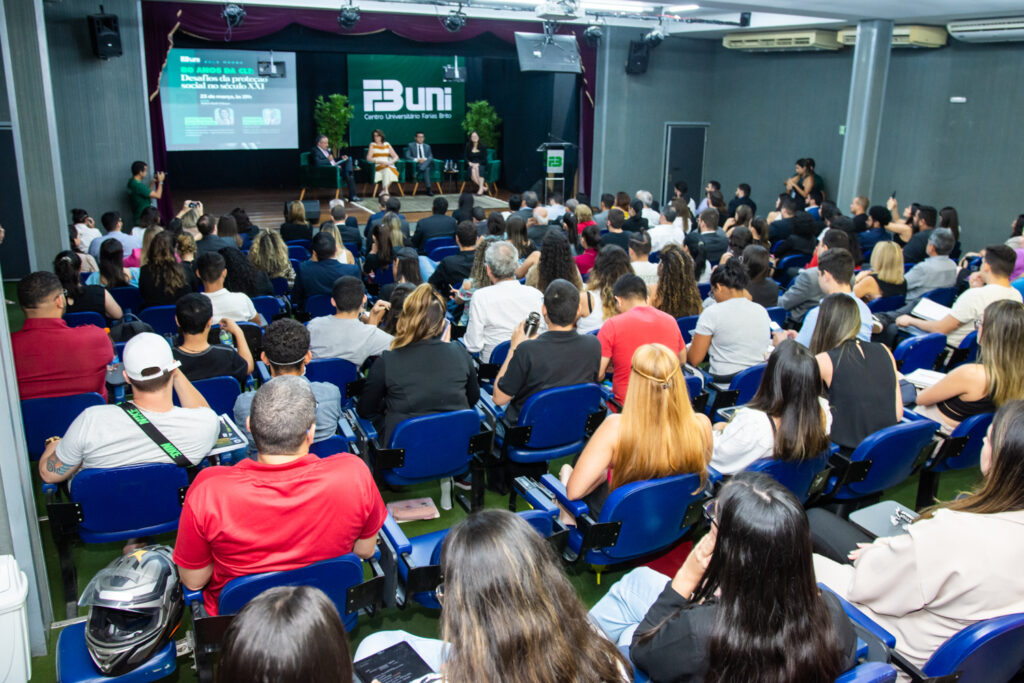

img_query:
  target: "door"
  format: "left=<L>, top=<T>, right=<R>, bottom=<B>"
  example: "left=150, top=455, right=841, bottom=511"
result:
left=662, top=123, right=707, bottom=212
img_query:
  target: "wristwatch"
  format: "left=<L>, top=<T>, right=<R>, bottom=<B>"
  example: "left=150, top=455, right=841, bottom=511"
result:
left=45, top=436, right=62, bottom=445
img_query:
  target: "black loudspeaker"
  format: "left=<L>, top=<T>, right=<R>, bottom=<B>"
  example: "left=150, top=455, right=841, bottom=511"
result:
left=87, top=12, right=122, bottom=59
left=740, top=12, right=751, bottom=27
left=284, top=200, right=321, bottom=221
left=625, top=41, right=650, bottom=75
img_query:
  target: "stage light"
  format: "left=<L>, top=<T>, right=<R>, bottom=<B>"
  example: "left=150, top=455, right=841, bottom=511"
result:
left=444, top=8, right=467, bottom=33
left=666, top=3, right=699, bottom=11
left=643, top=26, right=665, bottom=46
left=337, top=1, right=361, bottom=29
left=221, top=3, right=246, bottom=29
left=584, top=25, right=602, bottom=46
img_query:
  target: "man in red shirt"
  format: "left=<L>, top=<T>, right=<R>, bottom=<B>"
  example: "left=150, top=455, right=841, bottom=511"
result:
left=597, top=274, right=686, bottom=404
left=12, top=271, right=113, bottom=401
left=173, top=375, right=387, bottom=615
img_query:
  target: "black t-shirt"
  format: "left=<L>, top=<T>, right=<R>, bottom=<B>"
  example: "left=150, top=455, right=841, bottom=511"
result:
left=747, top=278, right=780, bottom=308
left=429, top=250, right=476, bottom=293
left=65, top=284, right=108, bottom=318
left=601, top=230, right=636, bottom=253
left=685, top=230, right=729, bottom=267
left=902, top=228, right=932, bottom=264
left=852, top=213, right=868, bottom=233
left=138, top=265, right=199, bottom=309
left=496, top=330, right=602, bottom=424
left=280, top=222, right=313, bottom=243
left=173, top=344, right=249, bottom=389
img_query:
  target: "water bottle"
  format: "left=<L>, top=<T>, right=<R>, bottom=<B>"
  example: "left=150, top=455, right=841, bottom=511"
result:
left=219, top=327, right=234, bottom=348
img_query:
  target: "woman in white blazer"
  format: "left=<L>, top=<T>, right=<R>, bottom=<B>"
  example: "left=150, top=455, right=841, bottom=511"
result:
left=811, top=400, right=1024, bottom=669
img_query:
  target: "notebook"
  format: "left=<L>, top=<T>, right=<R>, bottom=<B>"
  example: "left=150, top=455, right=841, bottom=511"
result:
left=911, top=297, right=953, bottom=322
left=903, top=368, right=947, bottom=390
left=387, top=497, right=441, bottom=522
left=354, top=641, right=436, bottom=683
left=209, top=414, right=248, bottom=455
left=849, top=500, right=919, bottom=538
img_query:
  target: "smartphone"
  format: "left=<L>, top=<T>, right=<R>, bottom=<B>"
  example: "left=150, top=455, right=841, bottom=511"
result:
left=716, top=406, right=740, bottom=422
left=890, top=191, right=897, bottom=199
left=770, top=321, right=782, bottom=333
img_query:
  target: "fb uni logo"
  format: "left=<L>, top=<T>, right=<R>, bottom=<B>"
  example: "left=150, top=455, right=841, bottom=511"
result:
left=363, top=80, right=452, bottom=113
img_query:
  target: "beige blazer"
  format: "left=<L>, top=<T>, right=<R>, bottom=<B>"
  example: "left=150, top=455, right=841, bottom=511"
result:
left=814, top=508, right=1024, bottom=669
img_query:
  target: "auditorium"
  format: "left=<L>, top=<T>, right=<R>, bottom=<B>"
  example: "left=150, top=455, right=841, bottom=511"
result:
left=2, top=0, right=1024, bottom=680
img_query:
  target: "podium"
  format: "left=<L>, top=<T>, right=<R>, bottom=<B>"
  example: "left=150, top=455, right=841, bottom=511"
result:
left=536, top=141, right=575, bottom=203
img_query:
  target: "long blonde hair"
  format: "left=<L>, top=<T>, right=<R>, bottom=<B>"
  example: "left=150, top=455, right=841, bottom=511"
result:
left=286, top=200, right=307, bottom=225
left=612, top=344, right=710, bottom=489
left=870, top=241, right=905, bottom=285
left=980, top=300, right=1024, bottom=406
left=391, top=284, right=446, bottom=350
left=248, top=230, right=291, bottom=279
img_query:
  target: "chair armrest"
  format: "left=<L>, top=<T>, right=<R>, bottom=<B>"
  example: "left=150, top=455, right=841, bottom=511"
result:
left=184, top=588, right=204, bottom=606
left=338, top=416, right=359, bottom=450
left=513, top=476, right=560, bottom=517
left=42, top=483, right=58, bottom=498
left=476, top=392, right=506, bottom=422
left=598, top=384, right=622, bottom=412
left=818, top=583, right=896, bottom=647
left=344, top=407, right=378, bottom=443
left=706, top=466, right=724, bottom=485
left=256, top=361, right=271, bottom=384
left=380, top=513, right=412, bottom=555
left=538, top=473, right=588, bottom=518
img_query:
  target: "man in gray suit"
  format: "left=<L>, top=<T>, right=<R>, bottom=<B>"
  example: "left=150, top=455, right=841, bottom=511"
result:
left=779, top=228, right=851, bottom=324
left=404, top=132, right=434, bottom=196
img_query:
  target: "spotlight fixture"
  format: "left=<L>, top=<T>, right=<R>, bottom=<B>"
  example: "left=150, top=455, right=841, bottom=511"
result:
left=584, top=24, right=603, bottom=45
left=337, top=0, right=361, bottom=29
left=222, top=3, right=246, bottom=30
left=444, top=7, right=467, bottom=33
left=642, top=25, right=665, bottom=47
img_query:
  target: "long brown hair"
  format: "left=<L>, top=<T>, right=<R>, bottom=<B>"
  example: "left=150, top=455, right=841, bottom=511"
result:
left=979, top=300, right=1024, bottom=407
left=613, top=343, right=710, bottom=489
left=439, top=510, right=628, bottom=683
left=286, top=200, right=307, bottom=225
left=587, top=245, right=633, bottom=320
left=920, top=400, right=1024, bottom=519
left=653, top=244, right=702, bottom=318
left=248, top=230, right=291, bottom=279
left=146, top=231, right=186, bottom=294
left=809, top=294, right=861, bottom=355
left=391, top=284, right=445, bottom=350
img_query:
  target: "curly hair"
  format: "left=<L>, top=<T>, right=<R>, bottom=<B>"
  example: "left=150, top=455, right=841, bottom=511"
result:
left=536, top=231, right=581, bottom=292
left=220, top=246, right=266, bottom=297
left=587, top=245, right=633, bottom=320
left=469, top=236, right=498, bottom=289
left=654, top=244, right=702, bottom=318
left=248, top=230, right=290, bottom=279
left=146, top=230, right=186, bottom=294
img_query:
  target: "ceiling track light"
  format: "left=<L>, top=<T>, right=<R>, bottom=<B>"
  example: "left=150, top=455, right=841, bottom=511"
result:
left=338, top=0, right=361, bottom=29
left=584, top=24, right=603, bottom=45
left=444, top=5, right=467, bottom=33
left=643, top=24, right=665, bottom=46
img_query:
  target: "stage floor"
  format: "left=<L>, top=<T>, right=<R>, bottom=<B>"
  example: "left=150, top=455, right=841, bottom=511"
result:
left=179, top=186, right=510, bottom=228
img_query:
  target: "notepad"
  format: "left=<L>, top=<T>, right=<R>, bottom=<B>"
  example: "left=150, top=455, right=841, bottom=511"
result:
left=903, top=368, right=947, bottom=390
left=209, top=414, right=248, bottom=455
left=911, top=297, right=953, bottom=322
left=387, top=497, right=441, bottom=522
left=354, top=641, right=436, bottom=683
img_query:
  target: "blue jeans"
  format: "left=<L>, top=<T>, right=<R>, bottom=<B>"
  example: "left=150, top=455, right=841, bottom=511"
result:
left=588, top=567, right=671, bottom=646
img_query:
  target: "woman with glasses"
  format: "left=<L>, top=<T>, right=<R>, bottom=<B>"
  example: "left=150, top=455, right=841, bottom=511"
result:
left=590, top=472, right=857, bottom=682
left=353, top=509, right=630, bottom=681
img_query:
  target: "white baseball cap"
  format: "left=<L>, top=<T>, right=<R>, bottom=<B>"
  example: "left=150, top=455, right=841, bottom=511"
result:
left=123, top=333, right=181, bottom=382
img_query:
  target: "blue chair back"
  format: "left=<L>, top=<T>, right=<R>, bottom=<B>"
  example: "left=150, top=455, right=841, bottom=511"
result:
left=110, top=286, right=144, bottom=315
left=423, top=236, right=456, bottom=257
left=64, top=311, right=106, bottom=328
left=429, top=244, right=459, bottom=261
left=745, top=452, right=830, bottom=503
left=310, top=435, right=348, bottom=459
left=957, top=330, right=979, bottom=364
left=305, top=358, right=360, bottom=402
left=252, top=295, right=283, bottom=323
left=832, top=419, right=938, bottom=500
left=931, top=412, right=994, bottom=473
left=383, top=409, right=482, bottom=483
left=69, top=464, right=189, bottom=542
left=922, top=612, right=1024, bottom=682
left=585, top=472, right=707, bottom=565
left=271, top=277, right=290, bottom=296
left=835, top=663, right=898, bottom=683
left=729, top=363, right=766, bottom=406
left=186, top=376, right=241, bottom=416
left=374, top=267, right=395, bottom=286
left=922, top=287, right=957, bottom=307
left=765, top=306, right=787, bottom=327
left=1014, top=278, right=1024, bottom=299
left=290, top=258, right=302, bottom=276
left=218, top=554, right=367, bottom=631
left=676, top=315, right=700, bottom=344
left=868, top=295, right=905, bottom=313
left=698, top=282, right=711, bottom=299
left=776, top=253, right=812, bottom=286
left=648, top=251, right=661, bottom=264
left=287, top=244, right=310, bottom=261
left=139, top=305, right=178, bottom=337
left=488, top=340, right=511, bottom=368
left=508, top=384, right=603, bottom=461
left=304, top=294, right=335, bottom=318
left=344, top=241, right=361, bottom=258
left=685, top=374, right=703, bottom=401
left=286, top=239, right=312, bottom=252
left=893, top=332, right=946, bottom=374
left=21, top=393, right=105, bottom=460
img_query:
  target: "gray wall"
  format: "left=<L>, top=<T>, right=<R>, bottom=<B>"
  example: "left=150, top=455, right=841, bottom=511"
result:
left=591, top=34, right=1024, bottom=252
left=44, top=0, right=151, bottom=223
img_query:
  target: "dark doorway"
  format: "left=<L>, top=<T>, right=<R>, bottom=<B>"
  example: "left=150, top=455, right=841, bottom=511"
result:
left=662, top=124, right=707, bottom=209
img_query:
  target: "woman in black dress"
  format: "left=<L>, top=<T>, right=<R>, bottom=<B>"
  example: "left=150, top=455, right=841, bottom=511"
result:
left=53, top=250, right=122, bottom=320
left=138, top=230, right=200, bottom=308
left=464, top=130, right=488, bottom=196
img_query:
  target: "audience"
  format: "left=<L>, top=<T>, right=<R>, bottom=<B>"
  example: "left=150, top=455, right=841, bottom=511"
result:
left=196, top=252, right=260, bottom=324
left=773, top=210, right=818, bottom=260
left=381, top=247, right=422, bottom=300
left=174, top=375, right=386, bottom=616
left=858, top=205, right=892, bottom=254
left=581, top=245, right=634, bottom=332
left=248, top=229, right=296, bottom=286
left=575, top=202, right=596, bottom=233
left=784, top=248, right=871, bottom=348
left=172, top=293, right=253, bottom=388
left=233, top=319, right=341, bottom=455
left=317, top=223, right=357, bottom=266
left=522, top=229, right=583, bottom=292
left=687, top=259, right=770, bottom=382
left=464, top=241, right=544, bottom=363
left=592, top=193, right=614, bottom=230
left=37, top=332, right=217, bottom=483
left=685, top=208, right=729, bottom=269
left=506, top=214, right=536, bottom=259
left=768, top=195, right=798, bottom=242
left=651, top=244, right=702, bottom=319
left=138, top=231, right=199, bottom=308
left=413, top=196, right=458, bottom=253
left=711, top=340, right=831, bottom=474
left=452, top=192, right=475, bottom=224
left=89, top=211, right=140, bottom=260
left=195, top=214, right=235, bottom=255
left=902, top=227, right=958, bottom=304
left=779, top=228, right=849, bottom=323
left=89, top=238, right=138, bottom=288
left=902, top=205, right=938, bottom=264
left=428, top=221, right=478, bottom=294
left=741, top=244, right=779, bottom=307
left=216, top=214, right=243, bottom=249
left=221, top=245, right=273, bottom=297
left=378, top=282, right=416, bottom=336
left=67, top=224, right=98, bottom=272
left=574, top=224, right=601, bottom=276
left=364, top=215, right=399, bottom=274
left=72, top=207, right=101, bottom=251
left=292, top=232, right=361, bottom=309
left=53, top=250, right=122, bottom=320
left=623, top=200, right=648, bottom=233
left=280, top=201, right=313, bottom=243
left=648, top=205, right=683, bottom=253
left=326, top=203, right=361, bottom=249
left=853, top=241, right=907, bottom=303
left=628, top=232, right=659, bottom=287
left=602, top=210, right=635, bottom=252
left=307, top=276, right=392, bottom=366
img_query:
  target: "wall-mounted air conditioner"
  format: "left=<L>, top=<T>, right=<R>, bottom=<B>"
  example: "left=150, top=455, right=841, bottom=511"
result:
left=947, top=17, right=1024, bottom=43
left=837, top=25, right=947, bottom=48
left=722, top=30, right=840, bottom=51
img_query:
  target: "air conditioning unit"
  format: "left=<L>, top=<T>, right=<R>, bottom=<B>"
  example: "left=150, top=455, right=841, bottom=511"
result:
left=722, top=30, right=840, bottom=51
left=947, top=17, right=1024, bottom=43
left=837, top=25, right=947, bottom=48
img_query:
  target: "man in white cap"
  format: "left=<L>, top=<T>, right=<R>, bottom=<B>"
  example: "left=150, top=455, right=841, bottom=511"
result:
left=38, top=332, right=220, bottom=483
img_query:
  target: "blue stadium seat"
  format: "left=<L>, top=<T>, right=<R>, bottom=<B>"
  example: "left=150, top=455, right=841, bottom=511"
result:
left=765, top=306, right=787, bottom=328
left=271, top=277, right=290, bottom=296
left=289, top=258, right=302, bottom=276
left=305, top=357, right=362, bottom=406
left=175, top=376, right=241, bottom=416
left=303, top=293, right=335, bottom=318
left=423, top=236, right=456, bottom=259
left=374, top=266, right=395, bottom=287
left=139, top=305, right=178, bottom=337
left=309, top=435, right=348, bottom=459
left=915, top=411, right=993, bottom=508
left=56, top=621, right=177, bottom=683
left=775, top=253, right=812, bottom=287
left=21, top=392, right=105, bottom=460
left=676, top=315, right=700, bottom=344
left=922, top=287, right=957, bottom=307
left=742, top=450, right=833, bottom=503
left=429, top=244, right=459, bottom=261
left=476, top=340, right=511, bottom=385
left=64, top=311, right=106, bottom=328
left=110, top=286, right=144, bottom=315
left=344, top=241, right=361, bottom=258
left=252, top=295, right=283, bottom=323
left=45, top=463, right=192, bottom=619
left=893, top=332, right=946, bottom=373
left=944, top=330, right=978, bottom=370
left=698, top=282, right=711, bottom=299
left=287, top=244, right=310, bottom=261
left=285, top=238, right=311, bottom=252
left=868, top=295, right=905, bottom=313
left=708, top=362, right=766, bottom=417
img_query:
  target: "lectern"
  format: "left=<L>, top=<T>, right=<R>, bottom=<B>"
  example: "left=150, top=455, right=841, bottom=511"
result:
left=536, top=141, right=575, bottom=203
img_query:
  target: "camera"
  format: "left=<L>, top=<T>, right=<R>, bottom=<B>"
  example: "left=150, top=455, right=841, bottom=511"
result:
left=188, top=202, right=198, bottom=209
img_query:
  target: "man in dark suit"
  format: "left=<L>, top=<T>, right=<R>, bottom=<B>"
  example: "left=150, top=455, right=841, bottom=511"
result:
left=310, top=135, right=359, bottom=202
left=404, top=132, right=434, bottom=196
left=428, top=221, right=478, bottom=293
left=412, top=196, right=457, bottom=253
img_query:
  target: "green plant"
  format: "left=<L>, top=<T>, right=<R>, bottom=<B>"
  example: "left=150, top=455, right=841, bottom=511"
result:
left=461, top=100, right=502, bottom=149
left=313, top=94, right=355, bottom=153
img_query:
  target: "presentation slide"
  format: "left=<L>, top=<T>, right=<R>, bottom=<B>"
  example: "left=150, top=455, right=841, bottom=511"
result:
left=348, top=55, right=466, bottom=145
left=160, top=48, right=298, bottom=151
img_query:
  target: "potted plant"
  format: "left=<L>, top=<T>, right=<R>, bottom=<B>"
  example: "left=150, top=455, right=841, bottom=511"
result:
left=461, top=100, right=502, bottom=149
left=313, top=94, right=355, bottom=156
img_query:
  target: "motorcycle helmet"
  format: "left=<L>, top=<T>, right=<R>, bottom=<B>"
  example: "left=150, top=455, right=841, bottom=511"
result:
left=78, top=545, right=184, bottom=675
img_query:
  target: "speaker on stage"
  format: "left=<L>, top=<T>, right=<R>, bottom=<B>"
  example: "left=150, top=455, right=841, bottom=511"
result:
left=285, top=199, right=321, bottom=221
left=87, top=12, right=122, bottom=59
left=625, top=41, right=649, bottom=75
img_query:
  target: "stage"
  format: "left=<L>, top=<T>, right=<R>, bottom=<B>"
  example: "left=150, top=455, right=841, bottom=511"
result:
left=179, top=186, right=511, bottom=228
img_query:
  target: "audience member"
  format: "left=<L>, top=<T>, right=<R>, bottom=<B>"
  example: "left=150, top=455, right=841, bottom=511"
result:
left=521, top=229, right=583, bottom=291
left=316, top=223, right=357, bottom=266
left=854, top=241, right=907, bottom=303
left=53, top=250, right=122, bottom=320
left=221, top=246, right=273, bottom=297
left=172, top=293, right=253, bottom=388
left=768, top=196, right=798, bottom=242
left=876, top=227, right=957, bottom=326
left=72, top=207, right=101, bottom=251
left=452, top=192, right=475, bottom=224
left=741, top=244, right=779, bottom=307
left=505, top=214, right=536, bottom=259
left=651, top=244, right=702, bottom=319
left=902, top=205, right=938, bottom=264
left=593, top=193, right=614, bottom=230
left=546, top=192, right=566, bottom=223
left=628, top=232, right=659, bottom=286
left=708, top=190, right=729, bottom=227
left=464, top=241, right=544, bottom=362
left=378, top=282, right=416, bottom=336
left=850, top=195, right=869, bottom=233
left=308, top=276, right=392, bottom=365
left=786, top=248, right=872, bottom=348
left=248, top=229, right=296, bottom=286
left=501, top=193, right=521, bottom=221
left=1005, top=213, right=1024, bottom=249
left=672, top=180, right=697, bottom=217
left=413, top=196, right=458, bottom=253
left=195, top=214, right=236, bottom=255
left=429, top=221, right=478, bottom=293
left=327, top=203, right=361, bottom=249
left=89, top=238, right=138, bottom=288
left=138, top=231, right=198, bottom=308
left=380, top=247, right=422, bottom=301
left=581, top=245, right=634, bottom=332
left=173, top=375, right=386, bottom=615
left=696, top=180, right=719, bottom=214
left=89, top=211, right=141, bottom=261
left=858, top=205, right=892, bottom=254
left=130, top=206, right=161, bottom=242
left=233, top=319, right=341, bottom=454
left=196, top=252, right=260, bottom=324
left=37, top=332, right=217, bottom=483
left=484, top=210, right=505, bottom=237
left=726, top=182, right=757, bottom=217
left=68, top=224, right=99, bottom=273
left=231, top=207, right=258, bottom=250
left=292, top=232, right=361, bottom=309
left=518, top=190, right=539, bottom=223
left=280, top=201, right=313, bottom=243
left=779, top=228, right=850, bottom=323
left=687, top=259, right=770, bottom=381
left=648, top=205, right=683, bottom=253
left=526, top=206, right=550, bottom=244
left=364, top=215, right=400, bottom=274
left=772, top=210, right=818, bottom=260
left=623, top=200, right=648, bottom=233
left=575, top=224, right=601, bottom=276
left=685, top=208, right=729, bottom=269
left=216, top=214, right=243, bottom=249
left=575, top=203, right=596, bottom=233
left=828, top=215, right=864, bottom=266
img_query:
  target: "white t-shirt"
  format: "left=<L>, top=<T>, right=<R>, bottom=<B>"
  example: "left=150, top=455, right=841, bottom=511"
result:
left=631, top=260, right=660, bottom=287
left=642, top=208, right=660, bottom=226
left=711, top=398, right=832, bottom=475
left=694, top=297, right=770, bottom=376
left=464, top=279, right=545, bottom=362
left=648, top=224, right=684, bottom=253
left=75, top=223, right=103, bottom=251
left=203, top=288, right=258, bottom=323
left=307, top=315, right=394, bottom=366
left=948, top=283, right=1023, bottom=347
left=56, top=404, right=220, bottom=471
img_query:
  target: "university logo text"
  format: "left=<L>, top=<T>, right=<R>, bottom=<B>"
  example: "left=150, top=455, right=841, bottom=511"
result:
left=363, top=79, right=453, bottom=113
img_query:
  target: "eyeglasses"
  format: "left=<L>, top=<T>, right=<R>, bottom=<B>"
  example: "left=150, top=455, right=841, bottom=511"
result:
left=702, top=499, right=718, bottom=527
left=435, top=579, right=445, bottom=604
left=975, top=318, right=984, bottom=330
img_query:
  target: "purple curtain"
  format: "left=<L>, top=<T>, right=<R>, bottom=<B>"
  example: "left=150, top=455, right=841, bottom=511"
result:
left=141, top=1, right=598, bottom=216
